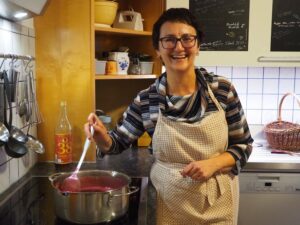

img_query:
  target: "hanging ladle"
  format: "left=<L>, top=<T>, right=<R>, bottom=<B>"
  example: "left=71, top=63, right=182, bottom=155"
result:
left=60, top=126, right=94, bottom=192
left=18, top=77, right=28, bottom=118
left=25, top=123, right=45, bottom=154
left=0, top=122, right=9, bottom=146
left=4, top=69, right=28, bottom=143
left=0, top=72, right=10, bottom=146
left=2, top=70, right=28, bottom=158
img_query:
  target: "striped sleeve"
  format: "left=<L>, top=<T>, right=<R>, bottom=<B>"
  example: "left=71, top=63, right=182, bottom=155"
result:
left=103, top=90, right=147, bottom=155
left=223, top=80, right=253, bottom=174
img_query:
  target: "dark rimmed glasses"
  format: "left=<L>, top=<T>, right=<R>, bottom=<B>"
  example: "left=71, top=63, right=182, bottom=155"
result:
left=159, top=35, right=197, bottom=49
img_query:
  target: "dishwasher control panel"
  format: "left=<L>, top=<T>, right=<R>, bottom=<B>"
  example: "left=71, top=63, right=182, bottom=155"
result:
left=239, top=173, right=300, bottom=193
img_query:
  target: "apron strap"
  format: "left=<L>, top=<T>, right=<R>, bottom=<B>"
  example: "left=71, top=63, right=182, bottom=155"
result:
left=207, top=84, right=224, bottom=112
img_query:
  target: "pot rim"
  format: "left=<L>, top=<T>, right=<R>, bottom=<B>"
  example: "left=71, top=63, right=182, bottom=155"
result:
left=49, top=169, right=132, bottom=194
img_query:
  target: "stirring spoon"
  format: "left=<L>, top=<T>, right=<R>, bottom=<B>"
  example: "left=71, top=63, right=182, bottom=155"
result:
left=61, top=126, right=94, bottom=192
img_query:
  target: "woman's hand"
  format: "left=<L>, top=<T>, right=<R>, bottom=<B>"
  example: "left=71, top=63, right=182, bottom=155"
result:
left=84, top=113, right=112, bottom=152
left=181, top=159, right=218, bottom=181
left=181, top=152, right=235, bottom=181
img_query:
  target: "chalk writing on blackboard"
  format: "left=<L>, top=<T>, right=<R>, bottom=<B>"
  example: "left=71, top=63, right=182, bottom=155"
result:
left=271, top=0, right=300, bottom=51
left=189, top=0, right=250, bottom=51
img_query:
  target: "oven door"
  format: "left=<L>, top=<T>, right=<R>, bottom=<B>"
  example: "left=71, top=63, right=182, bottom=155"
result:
left=238, top=173, right=300, bottom=225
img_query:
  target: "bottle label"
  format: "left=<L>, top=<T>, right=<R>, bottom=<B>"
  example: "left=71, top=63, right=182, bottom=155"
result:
left=55, top=133, right=72, bottom=164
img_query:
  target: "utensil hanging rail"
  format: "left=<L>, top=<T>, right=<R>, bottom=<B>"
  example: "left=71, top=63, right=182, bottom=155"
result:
left=0, top=53, right=35, bottom=61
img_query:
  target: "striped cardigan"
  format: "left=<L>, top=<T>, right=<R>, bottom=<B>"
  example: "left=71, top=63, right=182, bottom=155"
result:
left=100, top=68, right=253, bottom=174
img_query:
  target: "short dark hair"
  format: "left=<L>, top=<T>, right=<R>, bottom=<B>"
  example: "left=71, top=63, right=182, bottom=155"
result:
left=152, top=8, right=204, bottom=50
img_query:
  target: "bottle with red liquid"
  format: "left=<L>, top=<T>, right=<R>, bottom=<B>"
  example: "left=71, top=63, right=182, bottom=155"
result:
left=54, top=101, right=72, bottom=164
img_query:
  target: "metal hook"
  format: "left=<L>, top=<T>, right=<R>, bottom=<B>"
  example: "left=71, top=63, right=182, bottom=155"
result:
left=24, top=56, right=33, bottom=73
left=8, top=54, right=18, bottom=69
left=0, top=57, right=6, bottom=70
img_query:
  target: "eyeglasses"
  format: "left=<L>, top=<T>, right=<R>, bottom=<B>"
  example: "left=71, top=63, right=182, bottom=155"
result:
left=159, top=35, right=197, bottom=49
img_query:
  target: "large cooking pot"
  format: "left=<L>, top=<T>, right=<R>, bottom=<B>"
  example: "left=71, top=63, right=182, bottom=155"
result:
left=49, top=170, right=139, bottom=224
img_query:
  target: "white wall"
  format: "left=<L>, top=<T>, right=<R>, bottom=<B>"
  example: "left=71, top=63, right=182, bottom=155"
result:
left=0, top=18, right=37, bottom=194
left=203, top=66, right=300, bottom=126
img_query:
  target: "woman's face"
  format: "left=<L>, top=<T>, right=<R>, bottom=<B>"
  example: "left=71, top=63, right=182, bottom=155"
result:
left=156, top=21, right=199, bottom=74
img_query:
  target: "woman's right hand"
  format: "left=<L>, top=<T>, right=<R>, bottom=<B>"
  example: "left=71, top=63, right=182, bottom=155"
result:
left=84, top=113, right=112, bottom=152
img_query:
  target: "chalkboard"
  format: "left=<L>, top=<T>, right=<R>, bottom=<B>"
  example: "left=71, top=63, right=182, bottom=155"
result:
left=271, top=0, right=300, bottom=51
left=189, top=0, right=250, bottom=51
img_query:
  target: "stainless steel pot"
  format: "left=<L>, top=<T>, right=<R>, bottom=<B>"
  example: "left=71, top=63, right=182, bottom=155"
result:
left=49, top=170, right=139, bottom=224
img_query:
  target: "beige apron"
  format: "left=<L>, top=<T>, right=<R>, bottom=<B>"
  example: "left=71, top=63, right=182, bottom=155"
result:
left=150, top=86, right=239, bottom=225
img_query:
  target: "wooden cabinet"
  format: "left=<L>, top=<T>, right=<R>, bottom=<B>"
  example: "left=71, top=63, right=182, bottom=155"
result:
left=167, top=0, right=300, bottom=67
left=93, top=0, right=165, bottom=126
left=35, top=0, right=165, bottom=161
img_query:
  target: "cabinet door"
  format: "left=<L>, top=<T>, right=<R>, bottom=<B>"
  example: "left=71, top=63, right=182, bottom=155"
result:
left=167, top=0, right=300, bottom=67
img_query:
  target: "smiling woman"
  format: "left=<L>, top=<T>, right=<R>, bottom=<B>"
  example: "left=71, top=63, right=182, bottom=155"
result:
left=84, top=7, right=253, bottom=225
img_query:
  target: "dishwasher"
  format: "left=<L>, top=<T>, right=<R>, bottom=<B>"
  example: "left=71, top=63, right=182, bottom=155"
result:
left=238, top=145, right=300, bottom=225
left=238, top=172, right=300, bottom=225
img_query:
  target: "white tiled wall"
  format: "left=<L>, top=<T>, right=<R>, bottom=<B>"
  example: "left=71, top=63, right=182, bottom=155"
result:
left=205, top=66, right=300, bottom=125
left=0, top=18, right=36, bottom=194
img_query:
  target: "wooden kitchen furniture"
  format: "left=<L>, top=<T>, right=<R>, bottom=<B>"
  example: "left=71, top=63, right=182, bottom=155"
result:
left=34, top=0, right=165, bottom=161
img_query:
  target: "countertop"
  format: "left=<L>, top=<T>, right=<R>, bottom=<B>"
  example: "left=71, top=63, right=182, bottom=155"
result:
left=243, top=146, right=300, bottom=173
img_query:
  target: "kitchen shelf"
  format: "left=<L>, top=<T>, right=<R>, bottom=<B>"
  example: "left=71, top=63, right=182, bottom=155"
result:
left=94, top=25, right=152, bottom=36
left=95, top=74, right=157, bottom=80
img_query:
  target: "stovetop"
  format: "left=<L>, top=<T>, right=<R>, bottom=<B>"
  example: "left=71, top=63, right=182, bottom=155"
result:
left=0, top=176, right=148, bottom=225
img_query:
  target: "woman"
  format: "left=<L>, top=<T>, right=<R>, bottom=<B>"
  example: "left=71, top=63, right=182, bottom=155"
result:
left=85, top=8, right=253, bottom=225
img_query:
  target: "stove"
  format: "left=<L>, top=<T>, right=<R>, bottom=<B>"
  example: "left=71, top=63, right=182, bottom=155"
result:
left=0, top=176, right=148, bottom=225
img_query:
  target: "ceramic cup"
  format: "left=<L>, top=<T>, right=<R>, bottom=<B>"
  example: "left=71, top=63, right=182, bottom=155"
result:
left=105, top=60, right=117, bottom=75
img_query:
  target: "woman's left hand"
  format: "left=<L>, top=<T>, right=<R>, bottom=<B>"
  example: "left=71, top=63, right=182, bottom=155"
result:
left=181, top=152, right=236, bottom=181
left=181, top=159, right=218, bottom=181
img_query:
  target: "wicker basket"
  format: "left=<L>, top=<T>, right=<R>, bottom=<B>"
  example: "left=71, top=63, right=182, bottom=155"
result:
left=264, top=92, right=300, bottom=151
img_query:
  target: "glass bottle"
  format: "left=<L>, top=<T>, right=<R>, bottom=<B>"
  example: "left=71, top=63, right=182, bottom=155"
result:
left=54, top=101, right=72, bottom=164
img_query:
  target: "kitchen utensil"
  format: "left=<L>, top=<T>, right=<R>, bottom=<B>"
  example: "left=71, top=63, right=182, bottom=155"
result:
left=25, top=134, right=45, bottom=154
left=0, top=80, right=4, bottom=122
left=48, top=170, right=139, bottom=224
left=0, top=75, right=9, bottom=146
left=25, top=73, right=32, bottom=122
left=0, top=122, right=9, bottom=147
left=7, top=68, right=19, bottom=102
left=271, top=149, right=300, bottom=156
left=25, top=123, right=45, bottom=154
left=18, top=78, right=28, bottom=118
left=28, top=71, right=39, bottom=122
left=2, top=70, right=28, bottom=158
left=60, top=126, right=94, bottom=192
left=10, top=125, right=28, bottom=143
left=18, top=98, right=27, bottom=117
left=3, top=70, right=28, bottom=143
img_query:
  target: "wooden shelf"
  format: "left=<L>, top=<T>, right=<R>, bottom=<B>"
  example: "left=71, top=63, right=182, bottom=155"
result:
left=94, top=25, right=152, bottom=36
left=95, top=74, right=157, bottom=80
